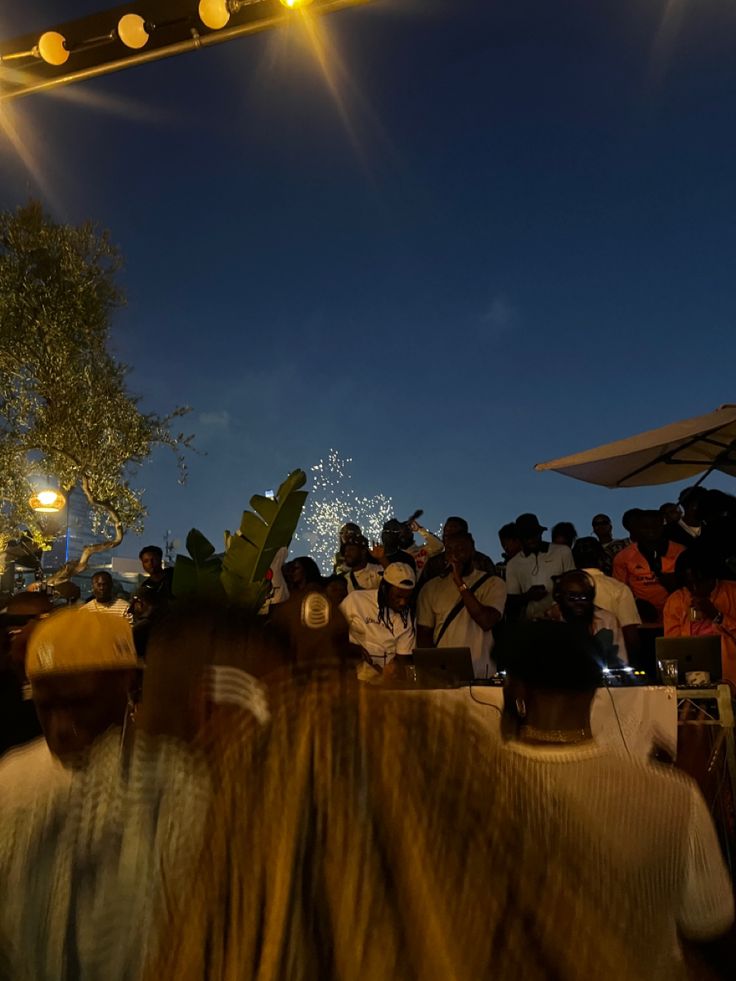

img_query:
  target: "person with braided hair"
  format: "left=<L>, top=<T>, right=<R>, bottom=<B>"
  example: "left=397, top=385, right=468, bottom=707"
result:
left=339, top=562, right=416, bottom=670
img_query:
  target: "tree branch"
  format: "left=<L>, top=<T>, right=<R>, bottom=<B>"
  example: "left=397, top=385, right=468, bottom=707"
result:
left=45, top=474, right=125, bottom=584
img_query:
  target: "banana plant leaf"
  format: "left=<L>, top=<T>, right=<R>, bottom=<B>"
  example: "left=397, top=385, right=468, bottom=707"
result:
left=221, top=469, right=307, bottom=607
left=173, top=528, right=225, bottom=600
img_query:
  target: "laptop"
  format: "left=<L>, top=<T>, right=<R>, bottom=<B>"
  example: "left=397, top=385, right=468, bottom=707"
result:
left=413, top=647, right=474, bottom=689
left=655, top=636, right=722, bottom=683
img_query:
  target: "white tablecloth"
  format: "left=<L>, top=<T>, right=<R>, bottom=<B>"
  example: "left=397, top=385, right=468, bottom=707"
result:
left=417, top=686, right=678, bottom=760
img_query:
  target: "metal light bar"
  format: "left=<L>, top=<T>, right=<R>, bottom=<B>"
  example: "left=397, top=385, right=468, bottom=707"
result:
left=0, top=0, right=372, bottom=102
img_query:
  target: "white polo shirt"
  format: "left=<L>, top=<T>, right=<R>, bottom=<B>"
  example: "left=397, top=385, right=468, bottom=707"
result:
left=339, top=589, right=415, bottom=667
left=416, top=570, right=507, bottom=678
left=505, top=544, right=575, bottom=618
left=583, top=568, right=641, bottom=628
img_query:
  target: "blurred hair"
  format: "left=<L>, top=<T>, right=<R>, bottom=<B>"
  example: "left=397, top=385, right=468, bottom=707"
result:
left=678, top=486, right=708, bottom=507
left=498, top=522, right=519, bottom=541
left=443, top=516, right=468, bottom=533
left=621, top=508, right=643, bottom=534
left=496, top=620, right=603, bottom=692
left=139, top=545, right=163, bottom=561
left=673, top=546, right=721, bottom=588
left=292, top=556, right=323, bottom=585
left=551, top=522, right=577, bottom=546
left=572, top=537, right=606, bottom=570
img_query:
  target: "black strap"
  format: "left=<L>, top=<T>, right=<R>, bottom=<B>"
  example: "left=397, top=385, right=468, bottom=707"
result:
left=435, top=573, right=492, bottom=645
left=349, top=571, right=361, bottom=591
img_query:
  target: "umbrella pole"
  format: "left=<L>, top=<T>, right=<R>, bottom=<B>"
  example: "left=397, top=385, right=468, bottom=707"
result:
left=693, top=436, right=736, bottom=488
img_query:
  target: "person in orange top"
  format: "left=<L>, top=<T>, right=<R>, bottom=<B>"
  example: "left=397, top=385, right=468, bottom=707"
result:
left=664, top=549, right=736, bottom=687
left=613, top=510, right=685, bottom=625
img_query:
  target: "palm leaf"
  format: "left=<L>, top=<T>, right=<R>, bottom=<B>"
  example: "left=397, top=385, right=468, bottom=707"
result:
left=173, top=528, right=225, bottom=600
left=221, top=469, right=308, bottom=606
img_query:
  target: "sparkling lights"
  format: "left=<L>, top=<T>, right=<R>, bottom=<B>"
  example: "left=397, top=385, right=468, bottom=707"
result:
left=294, top=449, right=394, bottom=573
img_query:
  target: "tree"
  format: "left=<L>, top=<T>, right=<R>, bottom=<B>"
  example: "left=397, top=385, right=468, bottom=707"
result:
left=0, top=201, right=192, bottom=582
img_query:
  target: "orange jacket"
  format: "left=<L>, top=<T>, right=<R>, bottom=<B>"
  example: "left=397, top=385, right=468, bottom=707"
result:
left=663, top=582, right=736, bottom=687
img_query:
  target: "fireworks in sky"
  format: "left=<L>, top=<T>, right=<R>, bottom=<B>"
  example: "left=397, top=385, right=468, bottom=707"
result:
left=294, top=449, right=394, bottom=572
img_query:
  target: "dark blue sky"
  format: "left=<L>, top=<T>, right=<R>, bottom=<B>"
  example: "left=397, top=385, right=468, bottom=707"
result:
left=2, top=0, right=736, bottom=562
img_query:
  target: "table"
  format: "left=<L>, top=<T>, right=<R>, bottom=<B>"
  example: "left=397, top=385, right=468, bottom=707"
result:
left=417, top=685, right=678, bottom=760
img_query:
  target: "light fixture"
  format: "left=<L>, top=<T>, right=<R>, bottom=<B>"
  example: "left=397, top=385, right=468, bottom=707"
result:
left=117, top=14, right=151, bottom=50
left=198, top=0, right=270, bottom=31
left=279, top=0, right=314, bottom=7
left=29, top=489, right=67, bottom=513
left=37, top=32, right=70, bottom=67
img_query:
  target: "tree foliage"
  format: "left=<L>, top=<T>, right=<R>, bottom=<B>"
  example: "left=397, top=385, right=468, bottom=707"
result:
left=0, top=201, right=192, bottom=581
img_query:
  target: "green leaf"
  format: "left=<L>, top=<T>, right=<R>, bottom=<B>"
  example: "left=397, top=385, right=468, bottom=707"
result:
left=221, top=468, right=308, bottom=606
left=186, top=528, right=216, bottom=564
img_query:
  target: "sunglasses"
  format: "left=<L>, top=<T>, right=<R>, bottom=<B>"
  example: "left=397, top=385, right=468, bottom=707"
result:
left=562, top=592, right=594, bottom=602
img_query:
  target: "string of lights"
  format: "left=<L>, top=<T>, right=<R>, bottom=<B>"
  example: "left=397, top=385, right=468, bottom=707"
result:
left=294, top=449, right=394, bottom=573
left=0, top=0, right=372, bottom=102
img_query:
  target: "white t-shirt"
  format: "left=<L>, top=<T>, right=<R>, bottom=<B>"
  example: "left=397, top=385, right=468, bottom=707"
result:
left=339, top=589, right=415, bottom=667
left=344, top=564, right=383, bottom=593
left=505, top=544, right=575, bottom=618
left=82, top=598, right=131, bottom=617
left=583, top=568, right=641, bottom=627
left=416, top=570, right=507, bottom=678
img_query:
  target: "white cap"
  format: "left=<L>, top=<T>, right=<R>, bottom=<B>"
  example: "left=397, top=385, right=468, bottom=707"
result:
left=382, top=562, right=416, bottom=590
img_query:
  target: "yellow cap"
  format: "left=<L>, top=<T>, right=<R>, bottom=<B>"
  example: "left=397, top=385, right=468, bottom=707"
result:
left=26, top=607, right=139, bottom=679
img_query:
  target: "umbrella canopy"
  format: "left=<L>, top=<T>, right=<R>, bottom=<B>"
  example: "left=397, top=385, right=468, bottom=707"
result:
left=535, top=404, right=736, bottom=488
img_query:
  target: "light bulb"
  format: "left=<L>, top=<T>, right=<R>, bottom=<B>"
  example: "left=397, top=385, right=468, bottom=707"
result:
left=199, top=0, right=231, bottom=30
left=29, top=489, right=66, bottom=513
left=37, top=32, right=70, bottom=67
left=280, top=0, right=314, bottom=8
left=118, top=14, right=150, bottom=50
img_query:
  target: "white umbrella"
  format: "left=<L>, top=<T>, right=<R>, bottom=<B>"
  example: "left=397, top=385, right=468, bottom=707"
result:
left=535, top=404, right=736, bottom=488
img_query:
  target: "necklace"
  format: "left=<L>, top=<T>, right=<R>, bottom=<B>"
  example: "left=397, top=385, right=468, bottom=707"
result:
left=520, top=724, right=592, bottom=745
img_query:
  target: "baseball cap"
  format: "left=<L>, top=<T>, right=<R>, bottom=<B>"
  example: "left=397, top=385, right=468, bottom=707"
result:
left=515, top=513, right=547, bottom=535
left=382, top=562, right=417, bottom=590
left=26, top=607, right=140, bottom=680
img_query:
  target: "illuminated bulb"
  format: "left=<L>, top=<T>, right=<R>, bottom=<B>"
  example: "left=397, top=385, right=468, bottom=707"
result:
left=280, top=0, right=314, bottom=7
left=37, top=32, right=69, bottom=67
left=199, top=0, right=231, bottom=30
left=29, top=489, right=66, bottom=513
left=118, top=14, right=150, bottom=50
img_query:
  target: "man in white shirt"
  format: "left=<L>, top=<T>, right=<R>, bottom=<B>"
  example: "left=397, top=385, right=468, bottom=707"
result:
left=82, top=571, right=131, bottom=617
left=339, top=562, right=416, bottom=670
left=573, top=537, right=641, bottom=659
left=341, top=535, right=384, bottom=593
left=505, top=513, right=575, bottom=620
left=417, top=531, right=506, bottom=678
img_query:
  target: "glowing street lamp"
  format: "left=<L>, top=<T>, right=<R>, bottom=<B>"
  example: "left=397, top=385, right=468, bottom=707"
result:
left=29, top=488, right=66, bottom=513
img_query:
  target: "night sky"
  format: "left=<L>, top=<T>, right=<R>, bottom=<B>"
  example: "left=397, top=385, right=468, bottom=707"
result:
left=2, top=0, right=736, bottom=563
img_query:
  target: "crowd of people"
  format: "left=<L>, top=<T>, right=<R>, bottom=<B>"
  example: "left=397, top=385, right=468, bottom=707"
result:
left=0, top=486, right=735, bottom=978
left=273, top=485, right=736, bottom=687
